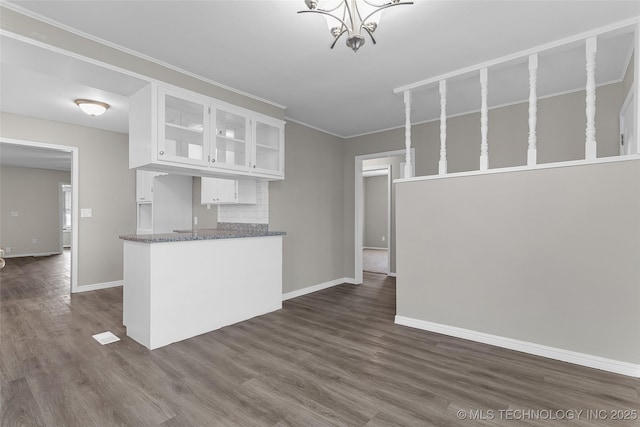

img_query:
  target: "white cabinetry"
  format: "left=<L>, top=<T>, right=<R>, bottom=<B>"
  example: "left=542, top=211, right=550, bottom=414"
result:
left=158, top=88, right=210, bottom=167
left=201, top=177, right=256, bottom=205
left=129, top=82, right=285, bottom=180
left=253, top=113, right=285, bottom=176
left=136, top=173, right=192, bottom=234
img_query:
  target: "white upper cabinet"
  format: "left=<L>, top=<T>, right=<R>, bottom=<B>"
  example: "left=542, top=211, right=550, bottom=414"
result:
left=211, top=102, right=251, bottom=172
left=201, top=177, right=257, bottom=205
left=158, top=88, right=210, bottom=167
left=253, top=113, right=284, bottom=177
left=129, top=82, right=284, bottom=180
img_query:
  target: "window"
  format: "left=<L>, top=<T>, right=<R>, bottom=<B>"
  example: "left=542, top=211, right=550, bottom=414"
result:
left=62, top=184, right=72, bottom=230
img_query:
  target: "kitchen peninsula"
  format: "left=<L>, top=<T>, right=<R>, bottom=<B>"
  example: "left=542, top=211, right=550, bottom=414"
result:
left=120, top=223, right=285, bottom=350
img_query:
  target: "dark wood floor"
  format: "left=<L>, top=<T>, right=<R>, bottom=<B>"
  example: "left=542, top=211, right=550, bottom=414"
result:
left=1, top=254, right=639, bottom=426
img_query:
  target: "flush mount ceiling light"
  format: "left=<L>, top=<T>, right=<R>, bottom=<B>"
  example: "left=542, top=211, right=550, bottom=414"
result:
left=74, top=99, right=110, bottom=116
left=299, top=0, right=413, bottom=52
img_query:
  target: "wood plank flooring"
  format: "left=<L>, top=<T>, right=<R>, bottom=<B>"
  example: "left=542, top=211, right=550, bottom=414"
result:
left=1, top=253, right=639, bottom=426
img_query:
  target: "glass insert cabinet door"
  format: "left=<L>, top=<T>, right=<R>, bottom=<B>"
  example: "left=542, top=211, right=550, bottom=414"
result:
left=212, top=103, right=250, bottom=171
left=158, top=89, right=209, bottom=166
left=253, top=115, right=284, bottom=175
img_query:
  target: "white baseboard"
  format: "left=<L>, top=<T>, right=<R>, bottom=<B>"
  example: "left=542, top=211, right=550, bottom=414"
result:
left=395, top=316, right=640, bottom=378
left=283, top=277, right=355, bottom=301
left=74, top=280, right=123, bottom=293
left=4, top=251, right=59, bottom=258
left=363, top=247, right=387, bottom=251
left=388, top=272, right=397, bottom=277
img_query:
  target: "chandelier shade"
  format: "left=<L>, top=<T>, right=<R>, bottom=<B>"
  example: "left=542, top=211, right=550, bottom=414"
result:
left=299, top=0, right=413, bottom=52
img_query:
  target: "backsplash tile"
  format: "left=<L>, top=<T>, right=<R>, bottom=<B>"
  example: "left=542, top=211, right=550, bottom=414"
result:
left=218, top=181, right=268, bottom=224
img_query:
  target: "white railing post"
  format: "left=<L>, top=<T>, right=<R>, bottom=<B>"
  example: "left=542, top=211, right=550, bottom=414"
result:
left=403, top=90, right=413, bottom=178
left=527, top=54, right=538, bottom=166
left=439, top=80, right=447, bottom=175
left=480, top=68, right=489, bottom=170
left=585, top=37, right=597, bottom=160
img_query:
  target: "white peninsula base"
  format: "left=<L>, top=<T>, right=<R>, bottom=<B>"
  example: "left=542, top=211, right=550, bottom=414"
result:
left=122, top=235, right=282, bottom=349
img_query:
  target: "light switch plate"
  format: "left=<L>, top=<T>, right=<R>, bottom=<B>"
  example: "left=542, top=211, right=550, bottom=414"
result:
left=11, top=211, right=18, bottom=217
left=81, top=208, right=93, bottom=218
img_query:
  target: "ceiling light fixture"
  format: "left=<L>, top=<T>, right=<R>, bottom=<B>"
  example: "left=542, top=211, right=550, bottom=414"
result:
left=74, top=99, right=110, bottom=116
left=299, top=0, right=413, bottom=52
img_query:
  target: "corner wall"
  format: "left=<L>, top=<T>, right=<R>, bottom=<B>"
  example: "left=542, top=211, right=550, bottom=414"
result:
left=0, top=113, right=135, bottom=288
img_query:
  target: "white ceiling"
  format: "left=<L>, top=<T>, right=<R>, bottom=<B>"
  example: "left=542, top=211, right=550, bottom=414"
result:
left=1, top=1, right=639, bottom=138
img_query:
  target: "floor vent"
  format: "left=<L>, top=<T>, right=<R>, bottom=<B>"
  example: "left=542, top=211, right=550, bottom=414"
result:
left=92, top=331, right=121, bottom=345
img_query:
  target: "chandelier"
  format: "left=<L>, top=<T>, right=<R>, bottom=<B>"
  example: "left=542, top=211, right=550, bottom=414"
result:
left=299, top=0, right=413, bottom=52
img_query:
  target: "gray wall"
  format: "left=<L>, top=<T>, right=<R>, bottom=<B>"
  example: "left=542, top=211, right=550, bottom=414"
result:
left=396, top=159, right=640, bottom=364
left=270, top=121, right=346, bottom=293
left=0, top=165, right=70, bottom=256
left=363, top=174, right=388, bottom=249
left=0, top=113, right=136, bottom=288
left=343, top=81, right=628, bottom=279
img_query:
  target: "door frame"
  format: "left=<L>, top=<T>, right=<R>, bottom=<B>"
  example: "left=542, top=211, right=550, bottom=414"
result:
left=354, top=148, right=414, bottom=284
left=1, top=137, right=79, bottom=293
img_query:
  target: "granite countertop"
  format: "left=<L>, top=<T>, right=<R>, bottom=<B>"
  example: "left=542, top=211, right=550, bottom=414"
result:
left=119, top=223, right=285, bottom=243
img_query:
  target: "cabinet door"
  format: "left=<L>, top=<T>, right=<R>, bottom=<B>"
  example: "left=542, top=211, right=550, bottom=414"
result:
left=211, top=102, right=251, bottom=172
left=201, top=177, right=238, bottom=204
left=253, top=114, right=284, bottom=177
left=158, top=88, right=210, bottom=166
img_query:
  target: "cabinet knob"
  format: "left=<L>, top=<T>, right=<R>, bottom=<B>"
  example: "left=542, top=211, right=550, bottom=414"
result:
left=211, top=158, right=216, bottom=163
left=159, top=151, right=165, bottom=155
left=253, top=164, right=257, bottom=168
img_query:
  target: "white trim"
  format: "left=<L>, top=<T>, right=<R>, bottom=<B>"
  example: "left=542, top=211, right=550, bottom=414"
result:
left=4, top=251, right=60, bottom=258
left=394, top=17, right=640, bottom=93
left=395, top=154, right=640, bottom=184
left=75, top=280, right=123, bottom=293
left=343, top=277, right=358, bottom=285
left=394, top=316, right=640, bottom=378
left=284, top=116, right=345, bottom=139
left=0, top=4, right=286, bottom=110
left=282, top=278, right=351, bottom=301
left=363, top=246, right=387, bottom=251
left=388, top=272, right=397, bottom=277
left=0, top=137, right=79, bottom=293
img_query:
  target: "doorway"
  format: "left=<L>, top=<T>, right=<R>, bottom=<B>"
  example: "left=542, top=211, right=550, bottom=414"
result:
left=354, top=148, right=414, bottom=284
left=363, top=165, right=391, bottom=274
left=0, top=138, right=79, bottom=293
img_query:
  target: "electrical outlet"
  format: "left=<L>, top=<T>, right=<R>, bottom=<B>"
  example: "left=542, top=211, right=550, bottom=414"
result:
left=11, top=211, right=18, bottom=217
left=381, top=236, right=386, bottom=242
left=194, top=216, right=198, bottom=225
left=32, top=238, right=37, bottom=244
left=5, top=247, right=11, bottom=253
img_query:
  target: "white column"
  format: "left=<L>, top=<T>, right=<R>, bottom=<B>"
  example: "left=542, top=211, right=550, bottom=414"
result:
left=527, top=54, right=538, bottom=166
left=585, top=37, right=597, bottom=160
left=403, top=90, right=413, bottom=178
left=479, top=68, right=489, bottom=170
left=439, top=80, right=447, bottom=175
